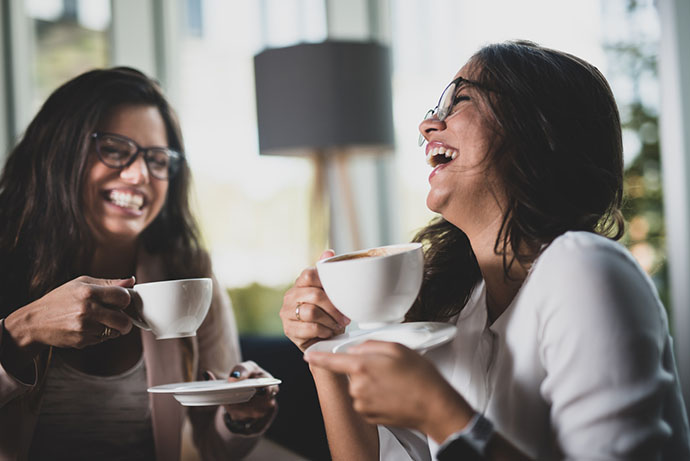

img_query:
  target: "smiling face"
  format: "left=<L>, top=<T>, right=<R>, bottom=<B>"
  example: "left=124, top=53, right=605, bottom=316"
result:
left=83, top=104, right=169, bottom=247
left=419, top=63, right=507, bottom=237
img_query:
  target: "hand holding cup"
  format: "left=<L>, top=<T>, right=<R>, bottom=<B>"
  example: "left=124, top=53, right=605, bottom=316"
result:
left=281, top=250, right=351, bottom=352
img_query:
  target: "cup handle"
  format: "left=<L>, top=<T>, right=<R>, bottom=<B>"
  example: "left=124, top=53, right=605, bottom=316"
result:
left=124, top=289, right=151, bottom=331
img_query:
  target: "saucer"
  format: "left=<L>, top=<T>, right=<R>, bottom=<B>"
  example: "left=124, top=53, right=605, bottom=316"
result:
left=148, top=377, right=281, bottom=406
left=305, top=322, right=457, bottom=355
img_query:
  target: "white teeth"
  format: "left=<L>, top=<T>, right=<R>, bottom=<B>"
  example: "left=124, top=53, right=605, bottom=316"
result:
left=109, top=190, right=143, bottom=210
left=426, top=146, right=458, bottom=167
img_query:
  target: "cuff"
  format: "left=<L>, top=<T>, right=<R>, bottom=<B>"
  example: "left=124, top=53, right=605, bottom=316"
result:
left=436, top=413, right=494, bottom=461
left=215, top=403, right=277, bottom=439
left=0, top=318, right=38, bottom=405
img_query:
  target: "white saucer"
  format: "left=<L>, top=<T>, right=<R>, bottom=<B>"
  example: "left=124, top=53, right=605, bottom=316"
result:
left=305, top=322, right=457, bottom=355
left=148, top=377, right=281, bottom=406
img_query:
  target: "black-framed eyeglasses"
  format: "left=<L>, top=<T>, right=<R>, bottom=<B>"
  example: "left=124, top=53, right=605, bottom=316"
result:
left=418, top=76, right=483, bottom=146
left=90, top=132, right=183, bottom=180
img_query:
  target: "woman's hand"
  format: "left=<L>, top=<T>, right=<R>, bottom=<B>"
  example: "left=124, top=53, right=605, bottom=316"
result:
left=3, top=276, right=135, bottom=356
left=280, top=250, right=350, bottom=352
left=205, top=361, right=278, bottom=434
left=305, top=340, right=475, bottom=443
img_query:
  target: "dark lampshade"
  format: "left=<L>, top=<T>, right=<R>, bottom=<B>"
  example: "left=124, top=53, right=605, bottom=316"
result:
left=254, top=41, right=394, bottom=155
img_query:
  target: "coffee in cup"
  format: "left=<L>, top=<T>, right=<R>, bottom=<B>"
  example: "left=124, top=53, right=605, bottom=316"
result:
left=125, top=278, right=213, bottom=339
left=316, top=243, right=423, bottom=329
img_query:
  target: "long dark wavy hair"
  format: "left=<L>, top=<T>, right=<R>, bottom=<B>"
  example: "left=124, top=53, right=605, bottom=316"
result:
left=0, top=67, right=208, bottom=317
left=406, top=40, right=624, bottom=322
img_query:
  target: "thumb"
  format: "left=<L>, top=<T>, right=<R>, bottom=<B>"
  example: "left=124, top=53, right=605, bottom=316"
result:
left=228, top=363, right=249, bottom=382
left=319, top=249, right=335, bottom=261
left=107, top=276, right=136, bottom=288
left=203, top=370, right=218, bottom=381
left=88, top=277, right=135, bottom=309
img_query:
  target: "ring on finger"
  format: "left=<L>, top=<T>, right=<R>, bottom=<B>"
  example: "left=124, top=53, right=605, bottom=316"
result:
left=101, top=326, right=113, bottom=337
left=296, top=302, right=303, bottom=321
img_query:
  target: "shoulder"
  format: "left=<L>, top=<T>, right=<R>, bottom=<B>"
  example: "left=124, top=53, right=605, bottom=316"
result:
left=530, top=231, right=654, bottom=296
left=524, top=231, right=667, bottom=337
left=537, top=231, right=634, bottom=273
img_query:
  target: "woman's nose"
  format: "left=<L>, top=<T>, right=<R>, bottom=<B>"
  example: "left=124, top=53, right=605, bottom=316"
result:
left=120, top=155, right=149, bottom=183
left=418, top=115, right=444, bottom=145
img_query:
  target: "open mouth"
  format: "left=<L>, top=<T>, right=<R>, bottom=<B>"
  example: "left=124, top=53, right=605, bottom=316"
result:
left=105, top=190, right=145, bottom=211
left=426, top=146, right=458, bottom=168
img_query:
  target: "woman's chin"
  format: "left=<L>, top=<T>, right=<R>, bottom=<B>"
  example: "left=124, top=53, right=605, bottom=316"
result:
left=93, top=224, right=145, bottom=248
left=426, top=193, right=444, bottom=215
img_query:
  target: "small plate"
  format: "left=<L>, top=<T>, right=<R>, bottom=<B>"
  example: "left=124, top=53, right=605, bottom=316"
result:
left=305, top=322, right=457, bottom=355
left=148, top=377, right=281, bottom=406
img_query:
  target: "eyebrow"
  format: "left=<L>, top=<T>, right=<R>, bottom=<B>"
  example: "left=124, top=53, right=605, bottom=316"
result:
left=454, top=76, right=482, bottom=89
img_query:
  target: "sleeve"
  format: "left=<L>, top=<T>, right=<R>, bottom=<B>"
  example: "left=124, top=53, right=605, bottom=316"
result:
left=378, top=425, right=430, bottom=461
left=0, top=318, right=37, bottom=407
left=187, top=274, right=263, bottom=460
left=535, top=237, right=678, bottom=460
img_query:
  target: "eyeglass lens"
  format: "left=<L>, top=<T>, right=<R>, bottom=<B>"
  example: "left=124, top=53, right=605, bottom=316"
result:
left=437, top=81, right=457, bottom=121
left=418, top=80, right=458, bottom=146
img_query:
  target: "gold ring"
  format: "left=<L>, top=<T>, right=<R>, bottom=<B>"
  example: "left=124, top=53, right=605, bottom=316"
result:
left=101, top=326, right=113, bottom=337
left=295, top=302, right=302, bottom=321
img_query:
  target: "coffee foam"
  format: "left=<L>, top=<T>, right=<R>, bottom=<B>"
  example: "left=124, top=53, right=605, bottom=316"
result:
left=326, top=247, right=400, bottom=263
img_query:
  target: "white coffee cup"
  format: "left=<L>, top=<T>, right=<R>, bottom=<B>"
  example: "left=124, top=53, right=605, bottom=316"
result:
left=125, top=278, right=213, bottom=339
left=316, top=243, right=424, bottom=329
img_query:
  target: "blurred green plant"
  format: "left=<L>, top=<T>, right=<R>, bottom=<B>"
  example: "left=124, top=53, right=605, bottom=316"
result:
left=618, top=100, right=668, bottom=308
left=228, top=283, right=291, bottom=335
left=603, top=0, right=668, bottom=309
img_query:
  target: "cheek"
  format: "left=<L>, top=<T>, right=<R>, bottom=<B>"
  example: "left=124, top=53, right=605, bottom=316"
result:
left=83, top=164, right=107, bottom=205
left=85, top=162, right=105, bottom=185
left=152, top=183, right=169, bottom=212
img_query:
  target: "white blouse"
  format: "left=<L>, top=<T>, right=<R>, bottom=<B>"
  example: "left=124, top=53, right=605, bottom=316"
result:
left=379, top=231, right=690, bottom=460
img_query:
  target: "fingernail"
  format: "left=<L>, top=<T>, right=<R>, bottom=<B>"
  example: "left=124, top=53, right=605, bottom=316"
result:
left=202, top=371, right=212, bottom=380
left=230, top=370, right=241, bottom=378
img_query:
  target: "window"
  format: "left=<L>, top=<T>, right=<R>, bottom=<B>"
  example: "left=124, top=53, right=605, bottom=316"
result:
left=27, top=0, right=111, bottom=109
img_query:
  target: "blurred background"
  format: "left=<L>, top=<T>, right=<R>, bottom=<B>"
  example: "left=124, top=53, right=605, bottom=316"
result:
left=1, top=0, right=689, bottom=426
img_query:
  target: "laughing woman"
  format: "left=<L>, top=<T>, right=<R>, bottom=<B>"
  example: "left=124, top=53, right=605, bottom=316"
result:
left=0, top=68, right=276, bottom=460
left=280, top=41, right=690, bottom=460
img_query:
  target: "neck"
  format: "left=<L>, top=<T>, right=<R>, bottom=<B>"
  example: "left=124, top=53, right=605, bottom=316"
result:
left=466, top=221, right=528, bottom=324
left=89, top=240, right=138, bottom=279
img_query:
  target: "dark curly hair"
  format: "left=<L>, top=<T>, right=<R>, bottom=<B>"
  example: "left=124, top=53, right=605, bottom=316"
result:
left=406, top=40, right=624, bottom=322
left=0, top=67, right=208, bottom=316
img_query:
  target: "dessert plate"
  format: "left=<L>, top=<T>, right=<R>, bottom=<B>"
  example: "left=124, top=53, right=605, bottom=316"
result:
left=305, top=322, right=457, bottom=355
left=148, top=377, right=281, bottom=406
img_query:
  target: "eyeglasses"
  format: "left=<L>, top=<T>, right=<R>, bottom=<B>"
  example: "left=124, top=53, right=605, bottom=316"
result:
left=91, top=132, right=183, bottom=180
left=418, top=76, right=482, bottom=146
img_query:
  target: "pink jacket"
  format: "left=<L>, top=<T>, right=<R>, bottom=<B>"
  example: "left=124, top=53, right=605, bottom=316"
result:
left=0, top=250, right=262, bottom=460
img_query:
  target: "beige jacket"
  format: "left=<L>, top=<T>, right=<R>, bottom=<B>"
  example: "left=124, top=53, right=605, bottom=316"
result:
left=0, top=250, right=261, bottom=460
